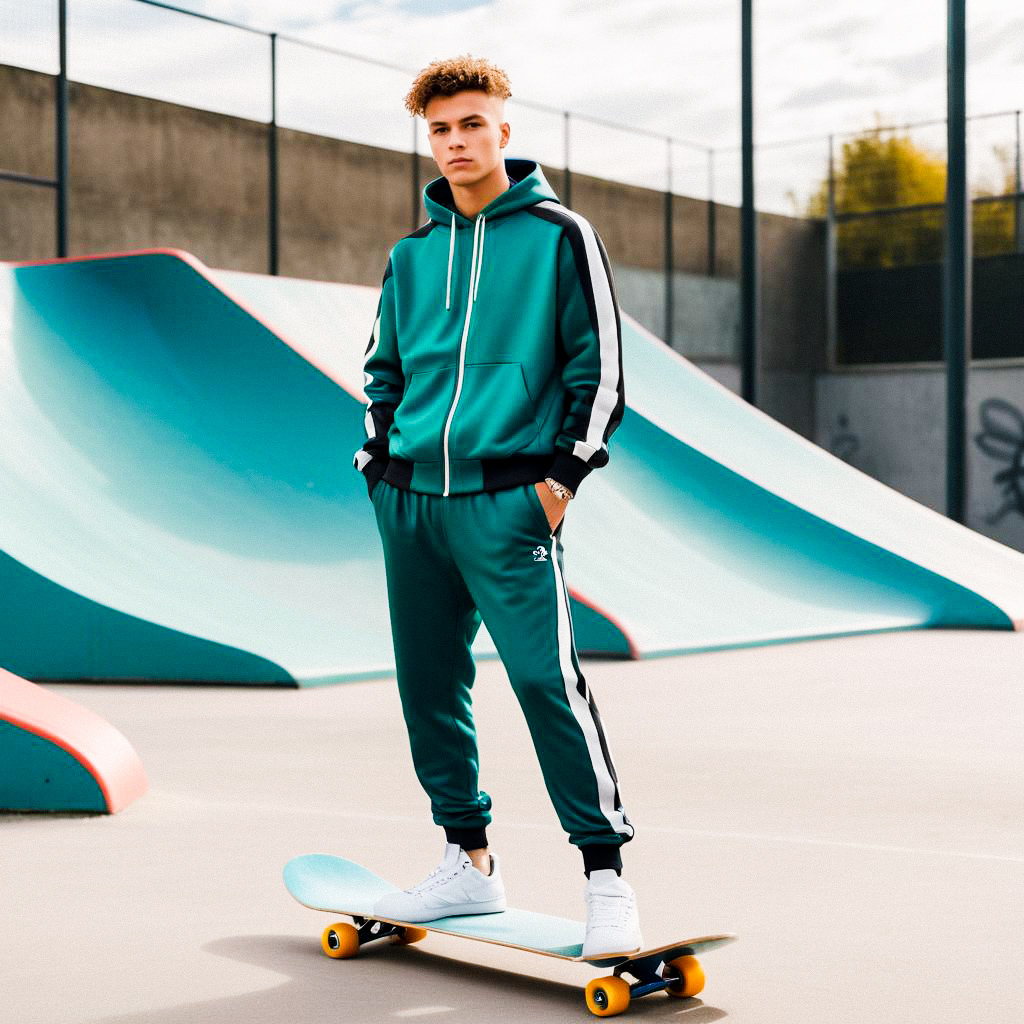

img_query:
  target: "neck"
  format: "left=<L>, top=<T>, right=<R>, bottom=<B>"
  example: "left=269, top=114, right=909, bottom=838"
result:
left=450, top=159, right=510, bottom=219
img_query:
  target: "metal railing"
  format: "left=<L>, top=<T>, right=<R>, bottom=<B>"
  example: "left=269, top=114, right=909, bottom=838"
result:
left=818, top=111, right=1024, bottom=373
left=0, top=0, right=716, bottom=350
left=3, top=0, right=1022, bottom=362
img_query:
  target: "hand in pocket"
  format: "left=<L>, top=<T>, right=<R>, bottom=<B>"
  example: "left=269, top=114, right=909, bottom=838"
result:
left=534, top=481, right=568, bottom=531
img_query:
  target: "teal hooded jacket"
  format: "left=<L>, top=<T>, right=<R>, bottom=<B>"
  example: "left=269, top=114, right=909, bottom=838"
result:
left=352, top=156, right=625, bottom=498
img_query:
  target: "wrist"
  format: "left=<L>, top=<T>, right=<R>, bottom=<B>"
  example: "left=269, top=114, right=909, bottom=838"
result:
left=546, top=450, right=591, bottom=496
left=544, top=477, right=574, bottom=501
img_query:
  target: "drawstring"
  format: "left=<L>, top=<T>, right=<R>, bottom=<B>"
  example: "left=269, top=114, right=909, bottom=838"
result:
left=474, top=215, right=486, bottom=300
left=444, top=211, right=486, bottom=310
left=445, top=215, right=456, bottom=309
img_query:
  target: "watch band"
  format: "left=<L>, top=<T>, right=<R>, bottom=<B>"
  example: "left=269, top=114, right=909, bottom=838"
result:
left=544, top=477, right=574, bottom=501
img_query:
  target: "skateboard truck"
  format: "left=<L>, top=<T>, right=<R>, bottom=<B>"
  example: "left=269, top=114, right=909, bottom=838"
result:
left=583, top=949, right=706, bottom=1015
left=322, top=915, right=428, bottom=958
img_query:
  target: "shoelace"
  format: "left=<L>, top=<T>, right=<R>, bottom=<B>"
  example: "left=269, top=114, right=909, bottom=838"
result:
left=407, top=857, right=469, bottom=895
left=585, top=889, right=635, bottom=929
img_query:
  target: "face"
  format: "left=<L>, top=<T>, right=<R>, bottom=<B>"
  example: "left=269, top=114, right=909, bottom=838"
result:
left=425, top=90, right=510, bottom=185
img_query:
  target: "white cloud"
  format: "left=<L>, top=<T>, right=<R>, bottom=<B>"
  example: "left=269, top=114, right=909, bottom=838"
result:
left=1, top=0, right=1021, bottom=213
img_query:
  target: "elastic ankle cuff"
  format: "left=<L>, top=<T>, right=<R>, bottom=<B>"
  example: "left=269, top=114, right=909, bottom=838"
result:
left=581, top=844, right=623, bottom=876
left=444, top=825, right=489, bottom=850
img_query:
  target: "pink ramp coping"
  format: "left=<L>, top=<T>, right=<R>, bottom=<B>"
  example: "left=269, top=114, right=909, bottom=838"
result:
left=0, top=668, right=148, bottom=813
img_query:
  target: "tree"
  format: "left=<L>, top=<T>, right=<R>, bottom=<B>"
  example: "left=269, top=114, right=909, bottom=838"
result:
left=804, top=114, right=1017, bottom=268
left=974, top=143, right=1018, bottom=258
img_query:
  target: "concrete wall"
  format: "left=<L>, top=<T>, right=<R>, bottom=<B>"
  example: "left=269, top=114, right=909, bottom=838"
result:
left=614, top=219, right=824, bottom=440
left=815, top=364, right=1024, bottom=552
left=613, top=265, right=739, bottom=361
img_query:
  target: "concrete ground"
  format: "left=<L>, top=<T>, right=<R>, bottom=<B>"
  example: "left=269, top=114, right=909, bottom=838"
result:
left=4, top=628, right=1023, bottom=1024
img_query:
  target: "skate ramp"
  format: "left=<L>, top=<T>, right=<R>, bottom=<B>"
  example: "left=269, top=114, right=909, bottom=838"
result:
left=0, top=250, right=437, bottom=684
left=217, top=261, right=1024, bottom=653
left=0, top=250, right=1020, bottom=687
left=0, top=669, right=147, bottom=812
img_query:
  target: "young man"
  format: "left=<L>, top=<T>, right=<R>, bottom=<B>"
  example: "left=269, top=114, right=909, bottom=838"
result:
left=352, top=54, right=641, bottom=955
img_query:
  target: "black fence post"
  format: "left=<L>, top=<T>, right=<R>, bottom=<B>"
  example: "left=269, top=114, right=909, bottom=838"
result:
left=740, top=0, right=759, bottom=406
left=826, top=134, right=838, bottom=369
left=268, top=32, right=278, bottom=276
left=707, top=148, right=716, bottom=277
left=664, top=138, right=674, bottom=348
left=56, top=0, right=69, bottom=258
left=411, top=118, right=420, bottom=230
left=563, top=111, right=571, bottom=208
left=1015, top=110, right=1022, bottom=254
left=944, top=0, right=970, bottom=524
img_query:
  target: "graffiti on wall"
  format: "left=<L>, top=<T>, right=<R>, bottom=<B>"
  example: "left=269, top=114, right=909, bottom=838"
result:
left=974, top=398, right=1024, bottom=524
left=829, top=413, right=861, bottom=463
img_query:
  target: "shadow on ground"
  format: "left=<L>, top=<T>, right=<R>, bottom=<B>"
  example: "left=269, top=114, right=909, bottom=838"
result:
left=92, top=934, right=727, bottom=1022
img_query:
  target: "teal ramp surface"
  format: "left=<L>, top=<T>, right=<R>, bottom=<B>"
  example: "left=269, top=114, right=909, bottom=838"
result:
left=0, top=251, right=415, bottom=684
left=217, top=260, right=1024, bottom=653
left=1, top=250, right=1021, bottom=687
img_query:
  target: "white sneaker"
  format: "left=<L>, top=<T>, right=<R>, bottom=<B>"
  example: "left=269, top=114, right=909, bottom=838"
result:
left=581, top=869, right=644, bottom=957
left=372, top=842, right=507, bottom=923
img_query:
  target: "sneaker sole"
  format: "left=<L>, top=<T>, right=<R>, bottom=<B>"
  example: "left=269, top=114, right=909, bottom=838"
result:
left=373, top=898, right=508, bottom=923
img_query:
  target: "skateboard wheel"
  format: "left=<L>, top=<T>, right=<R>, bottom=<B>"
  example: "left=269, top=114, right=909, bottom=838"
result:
left=585, top=975, right=631, bottom=1017
left=664, top=954, right=705, bottom=998
left=396, top=927, right=427, bottom=945
left=321, top=922, right=360, bottom=959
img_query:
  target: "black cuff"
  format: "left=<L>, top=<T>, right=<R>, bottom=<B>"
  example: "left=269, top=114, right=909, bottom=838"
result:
left=580, top=843, right=623, bottom=876
left=363, top=457, right=388, bottom=496
left=444, top=825, right=489, bottom=850
left=545, top=450, right=593, bottom=496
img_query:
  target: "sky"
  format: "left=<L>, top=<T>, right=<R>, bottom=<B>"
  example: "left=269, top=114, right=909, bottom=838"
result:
left=2, top=0, right=1022, bottom=213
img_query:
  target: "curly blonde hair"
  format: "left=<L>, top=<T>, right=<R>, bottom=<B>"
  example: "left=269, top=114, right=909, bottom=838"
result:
left=404, top=53, right=512, bottom=119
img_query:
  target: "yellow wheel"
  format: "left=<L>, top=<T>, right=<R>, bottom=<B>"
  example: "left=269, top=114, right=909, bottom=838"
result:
left=321, top=922, right=359, bottom=959
left=664, top=954, right=705, bottom=998
left=396, top=926, right=427, bottom=945
left=585, top=975, right=631, bottom=1017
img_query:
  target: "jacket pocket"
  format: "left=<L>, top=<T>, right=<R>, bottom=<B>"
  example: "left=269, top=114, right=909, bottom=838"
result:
left=389, top=365, right=456, bottom=461
left=449, top=361, right=540, bottom=459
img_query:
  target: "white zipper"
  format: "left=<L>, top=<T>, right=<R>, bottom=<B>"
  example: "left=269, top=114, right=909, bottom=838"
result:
left=441, top=212, right=486, bottom=496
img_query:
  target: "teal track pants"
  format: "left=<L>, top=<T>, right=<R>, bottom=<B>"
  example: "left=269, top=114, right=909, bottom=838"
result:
left=370, top=478, right=634, bottom=849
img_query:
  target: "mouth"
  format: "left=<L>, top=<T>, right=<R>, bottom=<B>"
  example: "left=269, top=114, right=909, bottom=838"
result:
left=450, top=159, right=471, bottom=166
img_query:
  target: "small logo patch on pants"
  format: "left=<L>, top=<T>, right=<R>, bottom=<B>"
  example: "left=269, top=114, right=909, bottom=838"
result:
left=532, top=545, right=548, bottom=562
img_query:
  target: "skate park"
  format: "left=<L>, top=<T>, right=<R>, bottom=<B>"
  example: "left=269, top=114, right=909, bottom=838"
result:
left=2, top=2, right=1024, bottom=1022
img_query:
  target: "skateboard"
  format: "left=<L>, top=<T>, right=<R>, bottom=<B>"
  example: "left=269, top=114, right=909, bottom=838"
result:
left=283, top=853, right=736, bottom=1018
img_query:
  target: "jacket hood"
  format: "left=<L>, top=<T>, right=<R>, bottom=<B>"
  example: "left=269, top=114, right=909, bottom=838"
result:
left=422, top=157, right=559, bottom=226
left=421, top=158, right=561, bottom=314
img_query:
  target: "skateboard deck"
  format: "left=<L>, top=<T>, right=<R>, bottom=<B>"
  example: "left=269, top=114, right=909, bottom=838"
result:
left=284, top=853, right=736, bottom=1017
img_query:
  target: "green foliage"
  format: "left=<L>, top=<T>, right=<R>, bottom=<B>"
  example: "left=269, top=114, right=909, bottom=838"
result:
left=804, top=115, right=1019, bottom=268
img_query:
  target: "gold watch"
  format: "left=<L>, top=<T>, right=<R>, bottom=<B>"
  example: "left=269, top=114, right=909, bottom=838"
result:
left=544, top=477, right=574, bottom=501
